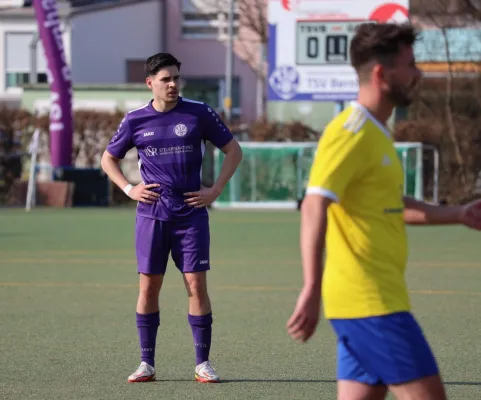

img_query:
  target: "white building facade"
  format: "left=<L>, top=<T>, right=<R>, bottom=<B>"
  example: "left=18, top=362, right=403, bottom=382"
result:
left=0, top=0, right=259, bottom=122
left=0, top=3, right=71, bottom=98
left=70, top=0, right=164, bottom=84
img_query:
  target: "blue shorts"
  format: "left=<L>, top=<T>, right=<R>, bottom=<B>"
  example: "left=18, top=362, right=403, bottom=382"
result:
left=329, top=312, right=439, bottom=385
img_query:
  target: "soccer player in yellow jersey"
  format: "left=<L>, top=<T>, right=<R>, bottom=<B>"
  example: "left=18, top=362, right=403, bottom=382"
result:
left=287, top=23, right=481, bottom=400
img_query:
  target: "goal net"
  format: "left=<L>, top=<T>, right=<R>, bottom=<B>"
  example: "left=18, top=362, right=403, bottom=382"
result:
left=212, top=141, right=439, bottom=209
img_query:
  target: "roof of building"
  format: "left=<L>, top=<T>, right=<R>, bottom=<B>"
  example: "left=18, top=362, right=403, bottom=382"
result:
left=70, top=0, right=159, bottom=16
left=0, top=1, right=71, bottom=19
left=0, top=0, right=158, bottom=19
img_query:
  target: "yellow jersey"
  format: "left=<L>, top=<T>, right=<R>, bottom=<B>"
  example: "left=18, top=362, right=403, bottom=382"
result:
left=306, top=102, right=409, bottom=319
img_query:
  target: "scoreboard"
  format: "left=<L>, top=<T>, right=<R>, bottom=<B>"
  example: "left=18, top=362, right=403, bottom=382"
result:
left=296, top=21, right=365, bottom=66
left=267, top=0, right=409, bottom=102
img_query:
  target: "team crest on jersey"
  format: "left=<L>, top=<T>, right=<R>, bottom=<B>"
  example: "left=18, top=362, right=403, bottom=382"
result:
left=174, top=123, right=188, bottom=137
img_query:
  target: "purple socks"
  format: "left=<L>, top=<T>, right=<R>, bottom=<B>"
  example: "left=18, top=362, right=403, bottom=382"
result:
left=136, top=311, right=160, bottom=368
left=136, top=311, right=211, bottom=368
left=188, top=312, right=213, bottom=366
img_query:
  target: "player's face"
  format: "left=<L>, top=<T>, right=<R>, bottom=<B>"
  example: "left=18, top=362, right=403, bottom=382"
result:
left=382, top=45, right=422, bottom=107
left=146, top=66, right=180, bottom=104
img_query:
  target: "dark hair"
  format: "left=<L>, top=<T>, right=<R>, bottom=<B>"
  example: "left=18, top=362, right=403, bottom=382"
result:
left=350, top=23, right=418, bottom=80
left=144, top=52, right=181, bottom=78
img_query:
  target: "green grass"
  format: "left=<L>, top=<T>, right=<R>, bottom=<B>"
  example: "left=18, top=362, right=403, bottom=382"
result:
left=0, top=208, right=480, bottom=400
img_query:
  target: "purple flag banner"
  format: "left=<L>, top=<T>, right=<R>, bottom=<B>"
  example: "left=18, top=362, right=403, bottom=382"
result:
left=33, top=0, right=73, bottom=167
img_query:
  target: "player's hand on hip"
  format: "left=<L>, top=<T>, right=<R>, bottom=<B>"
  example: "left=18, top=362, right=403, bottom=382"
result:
left=460, top=199, right=481, bottom=230
left=129, top=183, right=160, bottom=204
left=184, top=186, right=221, bottom=208
left=287, top=286, right=321, bottom=343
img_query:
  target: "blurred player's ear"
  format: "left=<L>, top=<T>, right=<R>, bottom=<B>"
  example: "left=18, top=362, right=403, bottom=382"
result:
left=371, top=64, right=385, bottom=88
left=146, top=76, right=153, bottom=89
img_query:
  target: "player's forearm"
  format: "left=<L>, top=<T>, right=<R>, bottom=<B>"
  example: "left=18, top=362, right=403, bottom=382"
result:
left=300, top=195, right=328, bottom=291
left=403, top=196, right=462, bottom=225
left=101, top=151, right=131, bottom=191
left=212, top=141, right=243, bottom=193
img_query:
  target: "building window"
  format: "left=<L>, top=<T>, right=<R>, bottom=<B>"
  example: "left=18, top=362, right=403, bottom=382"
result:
left=5, top=31, right=48, bottom=89
left=70, top=0, right=120, bottom=6
left=5, top=72, right=48, bottom=88
left=181, top=0, right=239, bottom=39
left=181, top=77, right=241, bottom=116
left=126, top=59, right=146, bottom=83
left=395, top=107, right=409, bottom=123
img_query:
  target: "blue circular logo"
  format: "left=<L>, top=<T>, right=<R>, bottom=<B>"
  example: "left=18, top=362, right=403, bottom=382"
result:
left=268, top=66, right=300, bottom=100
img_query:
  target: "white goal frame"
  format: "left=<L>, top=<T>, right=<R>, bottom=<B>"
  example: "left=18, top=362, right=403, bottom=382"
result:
left=212, top=141, right=439, bottom=209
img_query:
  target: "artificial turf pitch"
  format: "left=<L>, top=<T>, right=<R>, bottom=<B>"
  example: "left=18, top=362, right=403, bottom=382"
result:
left=0, top=208, right=480, bottom=399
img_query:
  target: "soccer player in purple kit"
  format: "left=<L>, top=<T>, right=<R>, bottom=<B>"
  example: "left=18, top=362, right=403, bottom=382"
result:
left=101, top=53, right=242, bottom=383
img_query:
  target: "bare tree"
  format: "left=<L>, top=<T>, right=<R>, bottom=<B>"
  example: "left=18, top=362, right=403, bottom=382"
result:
left=235, top=0, right=268, bottom=117
left=235, top=0, right=267, bottom=65
left=400, top=0, right=481, bottom=201
left=413, top=0, right=481, bottom=187
left=189, top=0, right=268, bottom=116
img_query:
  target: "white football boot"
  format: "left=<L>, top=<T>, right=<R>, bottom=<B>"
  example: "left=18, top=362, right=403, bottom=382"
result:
left=195, top=360, right=220, bottom=383
left=127, top=361, right=156, bottom=383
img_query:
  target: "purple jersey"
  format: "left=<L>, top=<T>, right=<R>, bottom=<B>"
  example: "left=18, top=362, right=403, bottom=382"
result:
left=106, top=97, right=233, bottom=221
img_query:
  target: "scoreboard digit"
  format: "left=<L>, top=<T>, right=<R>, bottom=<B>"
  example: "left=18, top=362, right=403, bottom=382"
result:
left=296, top=21, right=368, bottom=65
left=326, top=34, right=348, bottom=62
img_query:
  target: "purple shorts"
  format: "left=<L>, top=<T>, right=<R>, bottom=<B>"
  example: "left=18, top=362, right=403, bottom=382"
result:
left=135, top=214, right=210, bottom=275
